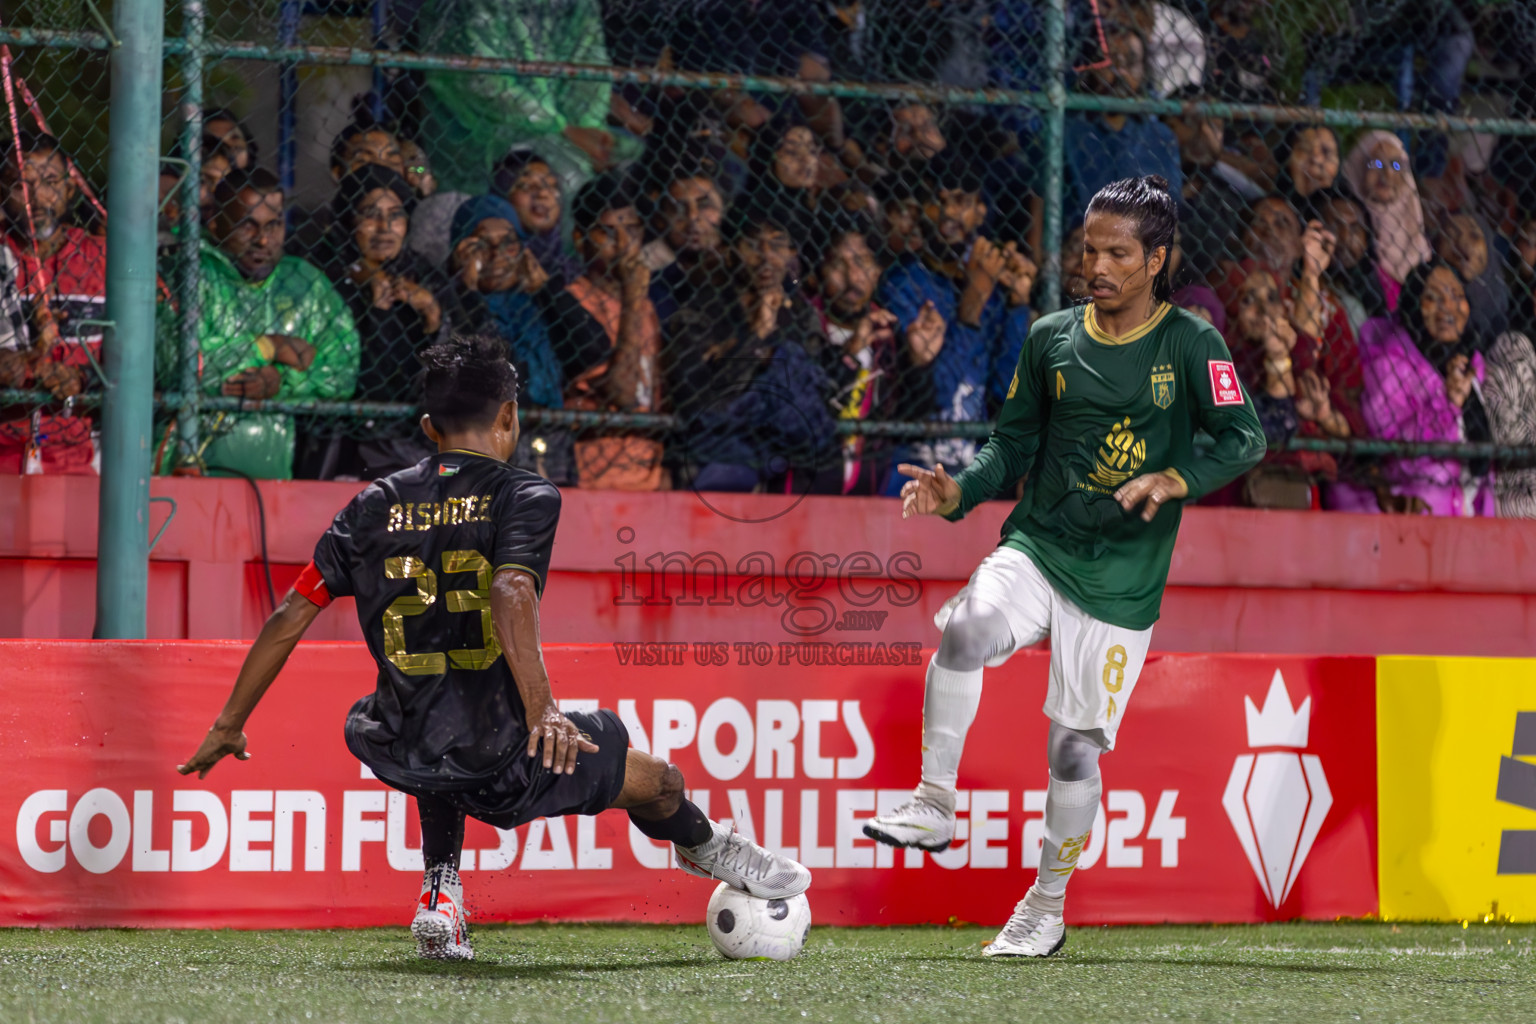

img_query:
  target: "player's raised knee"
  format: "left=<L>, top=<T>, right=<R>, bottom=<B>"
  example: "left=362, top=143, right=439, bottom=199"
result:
left=938, top=598, right=1010, bottom=667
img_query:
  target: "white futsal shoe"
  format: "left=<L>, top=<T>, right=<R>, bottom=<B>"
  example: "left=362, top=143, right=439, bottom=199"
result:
left=411, top=863, right=474, bottom=961
left=676, top=821, right=812, bottom=899
left=862, top=797, right=957, bottom=851
left=983, top=886, right=1066, bottom=958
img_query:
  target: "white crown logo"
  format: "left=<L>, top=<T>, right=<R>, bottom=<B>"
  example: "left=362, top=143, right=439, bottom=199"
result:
left=1245, top=671, right=1311, bottom=748
left=1222, top=670, right=1332, bottom=908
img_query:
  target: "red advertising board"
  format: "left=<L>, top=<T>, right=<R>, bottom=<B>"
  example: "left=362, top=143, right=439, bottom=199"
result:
left=0, top=642, right=1377, bottom=928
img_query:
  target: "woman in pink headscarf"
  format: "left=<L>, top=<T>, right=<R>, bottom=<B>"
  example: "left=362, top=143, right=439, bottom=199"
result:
left=1342, top=131, right=1432, bottom=310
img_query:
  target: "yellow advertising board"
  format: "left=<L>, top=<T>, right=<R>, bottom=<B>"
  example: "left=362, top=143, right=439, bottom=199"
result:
left=1378, top=657, right=1536, bottom=921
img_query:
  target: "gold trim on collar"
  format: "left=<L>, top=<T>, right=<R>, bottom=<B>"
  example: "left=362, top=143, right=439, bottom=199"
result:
left=1084, top=301, right=1171, bottom=346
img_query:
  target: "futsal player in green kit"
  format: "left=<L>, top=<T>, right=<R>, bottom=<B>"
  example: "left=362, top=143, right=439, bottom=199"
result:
left=864, top=175, right=1266, bottom=956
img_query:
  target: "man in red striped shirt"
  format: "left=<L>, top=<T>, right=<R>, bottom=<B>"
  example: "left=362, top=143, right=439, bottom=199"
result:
left=0, top=129, right=106, bottom=473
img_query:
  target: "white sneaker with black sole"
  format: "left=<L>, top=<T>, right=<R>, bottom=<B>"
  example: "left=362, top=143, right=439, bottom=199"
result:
left=862, top=797, right=956, bottom=851
left=983, top=886, right=1066, bottom=958
left=411, top=863, right=473, bottom=961
left=676, top=821, right=812, bottom=899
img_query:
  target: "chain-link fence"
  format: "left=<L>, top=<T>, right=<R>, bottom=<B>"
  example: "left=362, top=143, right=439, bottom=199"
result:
left=4, top=0, right=1536, bottom=514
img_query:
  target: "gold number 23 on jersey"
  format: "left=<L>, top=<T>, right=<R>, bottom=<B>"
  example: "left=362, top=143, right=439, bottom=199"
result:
left=382, top=550, right=500, bottom=675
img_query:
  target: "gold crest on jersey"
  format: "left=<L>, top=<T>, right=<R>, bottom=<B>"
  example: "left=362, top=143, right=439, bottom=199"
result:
left=1089, top=417, right=1146, bottom=487
left=1151, top=364, right=1175, bottom=409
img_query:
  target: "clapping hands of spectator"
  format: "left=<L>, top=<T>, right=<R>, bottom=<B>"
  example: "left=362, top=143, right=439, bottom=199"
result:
left=392, top=277, right=443, bottom=334
left=0, top=349, right=28, bottom=389
left=515, top=248, right=549, bottom=295
left=966, top=237, right=1008, bottom=289
left=1263, top=311, right=1296, bottom=361
left=1300, top=220, right=1337, bottom=280
left=1261, top=313, right=1296, bottom=398
left=33, top=358, right=82, bottom=400
left=454, top=236, right=489, bottom=292
left=365, top=269, right=395, bottom=310
left=0, top=339, right=82, bottom=399
left=960, top=237, right=1011, bottom=327
left=847, top=308, right=897, bottom=360
left=998, top=247, right=1038, bottom=307
left=1444, top=354, right=1473, bottom=408
left=1293, top=368, right=1330, bottom=422
left=1294, top=367, right=1350, bottom=437
left=750, top=287, right=787, bottom=342
left=905, top=301, right=946, bottom=366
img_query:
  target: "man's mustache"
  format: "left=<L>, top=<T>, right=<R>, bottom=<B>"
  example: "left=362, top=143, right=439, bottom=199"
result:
left=1088, top=262, right=1152, bottom=295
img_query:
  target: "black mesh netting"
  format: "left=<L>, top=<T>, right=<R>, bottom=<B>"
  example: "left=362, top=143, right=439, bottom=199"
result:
left=2, top=0, right=1536, bottom=515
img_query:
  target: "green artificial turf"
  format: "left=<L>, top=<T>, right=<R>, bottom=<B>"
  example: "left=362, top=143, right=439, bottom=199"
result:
left=0, top=922, right=1531, bottom=1024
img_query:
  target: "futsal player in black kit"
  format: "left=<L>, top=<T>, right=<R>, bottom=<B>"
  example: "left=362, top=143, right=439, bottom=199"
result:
left=178, top=333, right=811, bottom=960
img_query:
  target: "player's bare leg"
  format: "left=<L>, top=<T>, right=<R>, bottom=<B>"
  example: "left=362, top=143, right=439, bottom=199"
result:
left=412, top=794, right=474, bottom=961
left=984, top=721, right=1103, bottom=958
left=615, top=749, right=811, bottom=898
left=863, top=596, right=1013, bottom=851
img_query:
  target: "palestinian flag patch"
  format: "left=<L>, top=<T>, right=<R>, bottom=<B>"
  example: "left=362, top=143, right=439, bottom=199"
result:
left=438, top=464, right=460, bottom=477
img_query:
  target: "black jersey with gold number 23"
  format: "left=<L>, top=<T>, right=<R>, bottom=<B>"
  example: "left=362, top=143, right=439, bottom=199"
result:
left=310, top=449, right=562, bottom=789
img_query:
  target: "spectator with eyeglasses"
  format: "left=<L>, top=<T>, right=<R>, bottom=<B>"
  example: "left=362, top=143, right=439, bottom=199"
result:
left=1342, top=131, right=1432, bottom=302
left=402, top=138, right=471, bottom=271
left=440, top=195, right=575, bottom=485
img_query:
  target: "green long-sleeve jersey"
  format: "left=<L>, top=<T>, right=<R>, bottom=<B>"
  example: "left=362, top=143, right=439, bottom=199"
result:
left=943, top=301, right=1266, bottom=629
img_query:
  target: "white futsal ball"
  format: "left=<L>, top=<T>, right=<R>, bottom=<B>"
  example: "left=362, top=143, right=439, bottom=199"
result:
left=705, top=882, right=812, bottom=961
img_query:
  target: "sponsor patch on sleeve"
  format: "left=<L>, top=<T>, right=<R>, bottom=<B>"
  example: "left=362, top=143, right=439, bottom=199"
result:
left=1208, top=360, right=1244, bottom=406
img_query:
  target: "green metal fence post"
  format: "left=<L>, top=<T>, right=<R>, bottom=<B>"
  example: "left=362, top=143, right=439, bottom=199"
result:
left=94, top=0, right=165, bottom=638
left=176, top=0, right=204, bottom=466
left=1039, top=0, right=1066, bottom=313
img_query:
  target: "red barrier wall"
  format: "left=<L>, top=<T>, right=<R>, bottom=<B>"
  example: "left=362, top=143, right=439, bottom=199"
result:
left=3, top=476, right=1535, bottom=655
left=0, top=641, right=1376, bottom=928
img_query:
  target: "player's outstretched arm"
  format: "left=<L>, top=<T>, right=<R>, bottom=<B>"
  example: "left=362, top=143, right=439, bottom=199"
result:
left=490, top=568, right=599, bottom=776
left=177, top=589, right=324, bottom=779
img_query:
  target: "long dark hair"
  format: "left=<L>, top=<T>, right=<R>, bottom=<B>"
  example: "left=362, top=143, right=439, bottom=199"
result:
left=1085, top=174, right=1178, bottom=302
left=1399, top=259, right=1491, bottom=473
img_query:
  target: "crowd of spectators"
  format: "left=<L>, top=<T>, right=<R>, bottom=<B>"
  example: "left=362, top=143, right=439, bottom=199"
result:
left=4, top=0, right=1536, bottom=516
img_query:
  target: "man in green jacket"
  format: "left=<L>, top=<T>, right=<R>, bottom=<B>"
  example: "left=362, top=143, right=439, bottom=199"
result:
left=415, top=0, right=638, bottom=197
left=163, top=168, right=359, bottom=478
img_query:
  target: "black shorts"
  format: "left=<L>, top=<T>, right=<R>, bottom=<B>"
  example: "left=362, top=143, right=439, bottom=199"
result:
left=394, top=709, right=631, bottom=831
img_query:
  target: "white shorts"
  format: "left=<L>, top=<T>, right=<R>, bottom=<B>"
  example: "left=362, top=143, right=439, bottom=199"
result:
left=935, top=545, right=1153, bottom=749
